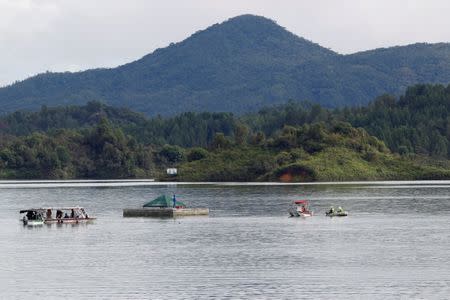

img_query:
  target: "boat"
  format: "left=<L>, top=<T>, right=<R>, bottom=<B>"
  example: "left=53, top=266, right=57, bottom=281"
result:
left=20, top=207, right=95, bottom=225
left=325, top=207, right=348, bottom=217
left=288, top=200, right=313, bottom=217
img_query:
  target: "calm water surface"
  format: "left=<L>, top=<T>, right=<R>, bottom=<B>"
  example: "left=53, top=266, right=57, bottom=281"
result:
left=1, top=181, right=450, bottom=299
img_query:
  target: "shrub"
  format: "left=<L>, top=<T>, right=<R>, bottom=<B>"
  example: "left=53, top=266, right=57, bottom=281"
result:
left=159, top=145, right=184, bottom=163
left=275, top=151, right=292, bottom=165
left=187, top=147, right=208, bottom=162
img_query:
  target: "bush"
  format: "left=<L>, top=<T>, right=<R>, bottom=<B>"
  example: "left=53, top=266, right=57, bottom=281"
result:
left=159, top=145, right=184, bottom=163
left=187, top=147, right=208, bottom=162
left=363, top=150, right=379, bottom=162
left=211, top=133, right=232, bottom=150
left=290, top=148, right=310, bottom=160
left=332, top=121, right=353, bottom=135
left=275, top=151, right=292, bottom=165
left=398, top=145, right=409, bottom=155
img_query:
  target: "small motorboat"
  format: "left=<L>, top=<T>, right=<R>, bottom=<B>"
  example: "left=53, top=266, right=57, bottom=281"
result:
left=325, top=206, right=348, bottom=217
left=288, top=200, right=313, bottom=217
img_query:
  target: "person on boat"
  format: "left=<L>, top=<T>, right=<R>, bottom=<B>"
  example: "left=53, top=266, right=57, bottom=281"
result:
left=70, top=209, right=75, bottom=218
left=337, top=206, right=344, bottom=213
left=56, top=210, right=63, bottom=219
left=172, top=194, right=177, bottom=208
left=64, top=213, right=69, bottom=218
left=328, top=206, right=335, bottom=214
left=46, top=209, right=52, bottom=219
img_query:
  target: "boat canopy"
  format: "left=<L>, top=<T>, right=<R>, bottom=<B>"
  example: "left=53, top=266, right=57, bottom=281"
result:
left=20, top=209, right=41, bottom=214
left=294, top=200, right=309, bottom=205
left=20, top=207, right=85, bottom=213
left=143, top=195, right=186, bottom=208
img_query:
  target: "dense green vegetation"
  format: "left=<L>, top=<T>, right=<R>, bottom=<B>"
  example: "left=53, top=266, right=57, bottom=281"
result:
left=0, top=103, right=237, bottom=147
left=342, top=84, right=450, bottom=158
left=0, top=15, right=450, bottom=116
left=1, top=83, right=450, bottom=181
left=0, top=119, right=155, bottom=179
left=179, top=137, right=450, bottom=182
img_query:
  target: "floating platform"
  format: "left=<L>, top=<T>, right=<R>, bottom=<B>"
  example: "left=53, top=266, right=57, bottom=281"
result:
left=123, top=207, right=209, bottom=218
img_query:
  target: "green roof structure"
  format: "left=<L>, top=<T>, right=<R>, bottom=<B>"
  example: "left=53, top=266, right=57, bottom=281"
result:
left=143, top=195, right=186, bottom=208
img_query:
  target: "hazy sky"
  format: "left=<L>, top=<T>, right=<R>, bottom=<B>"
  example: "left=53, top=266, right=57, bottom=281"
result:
left=1, top=0, right=449, bottom=86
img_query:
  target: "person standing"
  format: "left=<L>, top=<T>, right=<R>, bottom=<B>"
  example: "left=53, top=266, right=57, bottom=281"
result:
left=172, top=194, right=176, bottom=208
left=46, top=209, right=52, bottom=220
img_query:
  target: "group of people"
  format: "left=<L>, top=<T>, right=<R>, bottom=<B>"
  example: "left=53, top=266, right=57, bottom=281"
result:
left=327, top=206, right=345, bottom=214
left=25, top=210, right=42, bottom=221
left=47, top=209, right=78, bottom=219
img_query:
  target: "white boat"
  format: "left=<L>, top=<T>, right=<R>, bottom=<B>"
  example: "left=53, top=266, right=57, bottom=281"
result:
left=20, top=207, right=95, bottom=225
left=288, top=200, right=313, bottom=217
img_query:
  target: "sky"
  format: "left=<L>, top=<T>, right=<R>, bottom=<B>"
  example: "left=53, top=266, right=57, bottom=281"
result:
left=0, top=0, right=449, bottom=86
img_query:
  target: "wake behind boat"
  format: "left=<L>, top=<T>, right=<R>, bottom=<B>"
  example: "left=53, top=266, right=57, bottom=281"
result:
left=20, top=207, right=95, bottom=225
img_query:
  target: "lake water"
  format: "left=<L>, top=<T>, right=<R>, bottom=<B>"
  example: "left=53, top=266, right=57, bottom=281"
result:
left=1, top=181, right=450, bottom=299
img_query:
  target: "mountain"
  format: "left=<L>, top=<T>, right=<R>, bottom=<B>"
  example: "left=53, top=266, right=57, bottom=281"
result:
left=0, top=14, right=450, bottom=115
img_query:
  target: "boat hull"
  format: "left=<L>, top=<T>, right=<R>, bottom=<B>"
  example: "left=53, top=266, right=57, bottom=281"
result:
left=23, top=220, right=44, bottom=226
left=44, top=218, right=96, bottom=224
left=288, top=208, right=313, bottom=217
left=326, top=212, right=348, bottom=217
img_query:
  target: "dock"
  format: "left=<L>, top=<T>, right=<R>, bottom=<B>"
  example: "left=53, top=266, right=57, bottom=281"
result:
left=123, top=207, right=209, bottom=218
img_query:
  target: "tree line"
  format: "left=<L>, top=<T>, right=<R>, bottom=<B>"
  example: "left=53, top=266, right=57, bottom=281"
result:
left=1, top=83, right=450, bottom=179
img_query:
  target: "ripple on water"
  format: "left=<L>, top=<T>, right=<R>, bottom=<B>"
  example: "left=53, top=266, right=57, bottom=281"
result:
left=1, top=182, right=450, bottom=298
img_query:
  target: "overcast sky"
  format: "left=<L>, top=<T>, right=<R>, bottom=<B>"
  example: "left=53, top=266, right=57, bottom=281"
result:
left=1, top=0, right=449, bottom=86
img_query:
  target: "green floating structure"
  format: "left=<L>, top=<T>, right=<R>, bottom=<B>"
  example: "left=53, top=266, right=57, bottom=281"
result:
left=123, top=195, right=209, bottom=218
left=143, top=195, right=186, bottom=208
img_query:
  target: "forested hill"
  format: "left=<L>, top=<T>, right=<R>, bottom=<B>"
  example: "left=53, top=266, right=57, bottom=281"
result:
left=342, top=84, right=450, bottom=157
left=1, top=15, right=450, bottom=116
left=2, top=83, right=450, bottom=159
left=2, top=84, right=450, bottom=180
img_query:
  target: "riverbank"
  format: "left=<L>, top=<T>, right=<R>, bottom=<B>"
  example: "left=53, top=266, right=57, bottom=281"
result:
left=171, top=146, right=450, bottom=182
left=2, top=144, right=450, bottom=182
